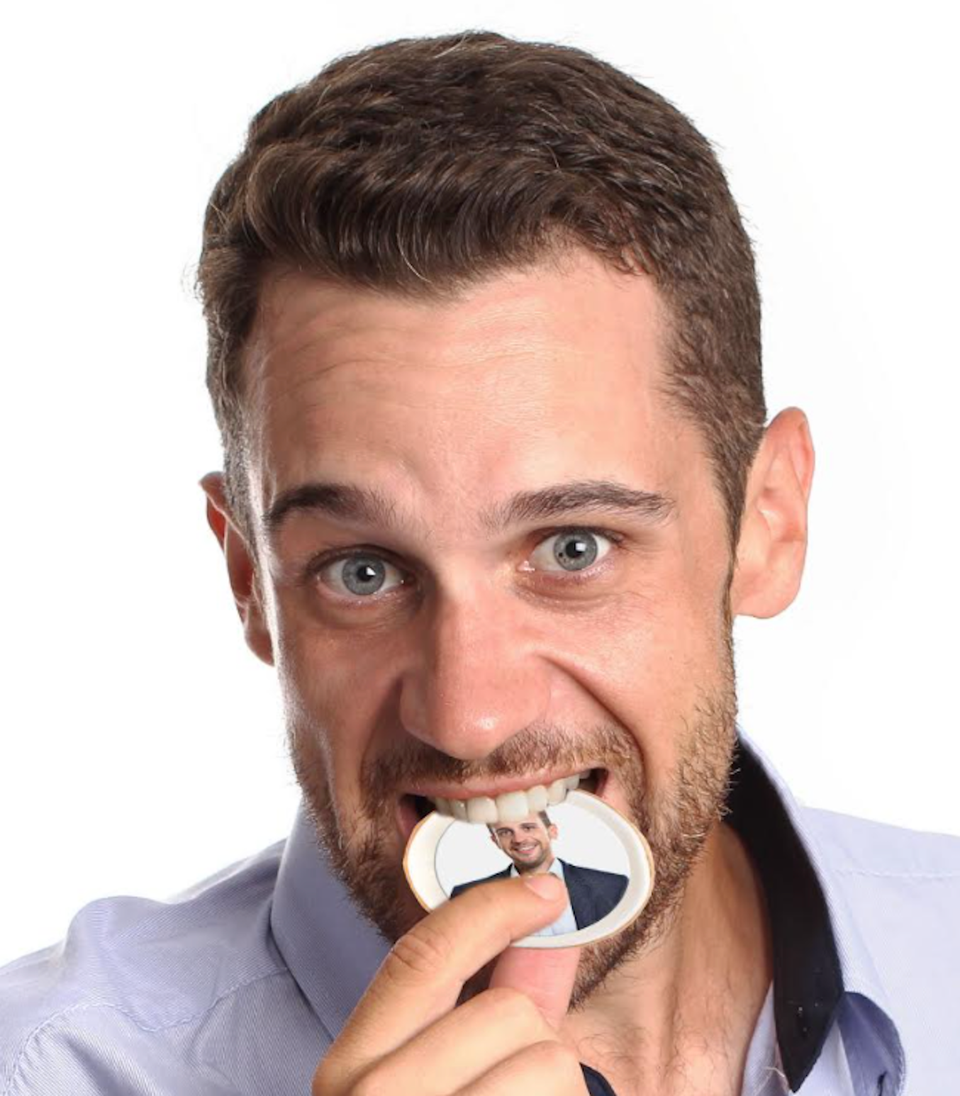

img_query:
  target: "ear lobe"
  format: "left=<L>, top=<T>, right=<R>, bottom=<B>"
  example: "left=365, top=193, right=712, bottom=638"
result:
left=200, top=472, right=274, bottom=666
left=729, top=408, right=815, bottom=620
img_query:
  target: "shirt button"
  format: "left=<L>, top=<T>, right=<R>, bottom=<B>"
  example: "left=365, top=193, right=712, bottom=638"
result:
left=795, top=1004, right=809, bottom=1038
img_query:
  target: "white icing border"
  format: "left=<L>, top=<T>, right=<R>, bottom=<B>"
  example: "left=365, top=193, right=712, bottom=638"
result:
left=403, top=789, right=655, bottom=949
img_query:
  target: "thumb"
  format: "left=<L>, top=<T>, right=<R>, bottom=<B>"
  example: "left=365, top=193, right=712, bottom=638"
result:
left=488, top=876, right=581, bottom=1029
left=489, top=945, right=580, bottom=1029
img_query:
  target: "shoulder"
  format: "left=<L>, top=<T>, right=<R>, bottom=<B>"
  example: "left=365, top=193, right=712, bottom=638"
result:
left=799, top=805, right=960, bottom=1044
left=561, top=862, right=628, bottom=889
left=451, top=867, right=510, bottom=896
left=801, top=802, right=960, bottom=897
left=0, top=838, right=300, bottom=1095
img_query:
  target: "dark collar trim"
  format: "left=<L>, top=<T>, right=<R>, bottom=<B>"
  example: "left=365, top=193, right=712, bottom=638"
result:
left=581, top=1062, right=618, bottom=1095
left=726, top=740, right=845, bottom=1090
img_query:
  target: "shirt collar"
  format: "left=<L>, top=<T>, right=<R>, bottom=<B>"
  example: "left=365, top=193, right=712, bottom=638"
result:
left=509, top=857, right=565, bottom=881
left=269, top=803, right=389, bottom=1041
left=732, top=729, right=905, bottom=1093
left=269, top=730, right=904, bottom=1090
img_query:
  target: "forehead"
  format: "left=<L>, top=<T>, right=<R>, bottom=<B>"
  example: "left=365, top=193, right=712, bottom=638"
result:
left=243, top=249, right=706, bottom=537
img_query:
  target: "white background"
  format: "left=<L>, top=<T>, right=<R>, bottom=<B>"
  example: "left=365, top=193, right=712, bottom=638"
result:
left=1, top=0, right=957, bottom=968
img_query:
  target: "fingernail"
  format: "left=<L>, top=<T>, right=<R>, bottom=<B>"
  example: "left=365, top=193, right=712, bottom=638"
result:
left=524, top=874, right=564, bottom=900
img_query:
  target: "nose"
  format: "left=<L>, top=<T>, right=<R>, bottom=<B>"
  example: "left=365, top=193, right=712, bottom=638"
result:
left=398, top=590, right=551, bottom=761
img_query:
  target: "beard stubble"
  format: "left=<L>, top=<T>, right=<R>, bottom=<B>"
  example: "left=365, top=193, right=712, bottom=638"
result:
left=287, top=612, right=738, bottom=1010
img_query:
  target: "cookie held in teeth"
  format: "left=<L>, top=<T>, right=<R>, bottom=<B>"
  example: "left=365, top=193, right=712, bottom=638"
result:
left=403, top=789, right=655, bottom=949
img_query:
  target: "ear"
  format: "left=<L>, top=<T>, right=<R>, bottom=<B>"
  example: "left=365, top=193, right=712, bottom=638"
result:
left=729, top=408, right=815, bottom=619
left=200, top=472, right=274, bottom=666
left=548, top=825, right=559, bottom=841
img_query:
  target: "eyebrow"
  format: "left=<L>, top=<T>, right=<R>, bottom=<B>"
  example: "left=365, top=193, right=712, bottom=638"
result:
left=481, top=480, right=674, bottom=531
left=263, top=478, right=675, bottom=537
left=264, top=483, right=396, bottom=536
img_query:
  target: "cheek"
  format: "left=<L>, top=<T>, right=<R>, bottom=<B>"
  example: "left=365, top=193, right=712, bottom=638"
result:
left=543, top=552, right=730, bottom=767
left=552, top=584, right=718, bottom=698
left=271, top=602, right=403, bottom=797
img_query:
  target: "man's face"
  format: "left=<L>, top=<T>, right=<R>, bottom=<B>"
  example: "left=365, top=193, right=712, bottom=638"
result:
left=490, top=814, right=558, bottom=873
left=241, top=247, right=740, bottom=998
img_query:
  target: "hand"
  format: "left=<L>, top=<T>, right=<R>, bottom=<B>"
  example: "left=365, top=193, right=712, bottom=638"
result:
left=312, top=872, right=587, bottom=1095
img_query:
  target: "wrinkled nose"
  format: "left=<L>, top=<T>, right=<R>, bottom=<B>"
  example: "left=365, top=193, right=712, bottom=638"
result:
left=398, top=592, right=550, bottom=761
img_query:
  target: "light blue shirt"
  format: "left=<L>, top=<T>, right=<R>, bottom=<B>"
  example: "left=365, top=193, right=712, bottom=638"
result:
left=2, top=730, right=958, bottom=1094
left=508, top=857, right=579, bottom=936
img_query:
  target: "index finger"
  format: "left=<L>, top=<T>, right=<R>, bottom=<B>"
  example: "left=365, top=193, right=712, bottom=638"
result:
left=332, top=873, right=569, bottom=1068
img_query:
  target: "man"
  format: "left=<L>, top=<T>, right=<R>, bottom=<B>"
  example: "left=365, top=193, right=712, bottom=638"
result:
left=449, top=811, right=629, bottom=935
left=1, top=28, right=958, bottom=1096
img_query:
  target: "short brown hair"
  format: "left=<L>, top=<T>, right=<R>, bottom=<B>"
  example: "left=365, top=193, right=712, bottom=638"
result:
left=489, top=810, right=554, bottom=834
left=197, top=30, right=766, bottom=552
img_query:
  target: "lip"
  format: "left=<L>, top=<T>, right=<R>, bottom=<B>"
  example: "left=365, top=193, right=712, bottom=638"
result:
left=404, top=764, right=603, bottom=802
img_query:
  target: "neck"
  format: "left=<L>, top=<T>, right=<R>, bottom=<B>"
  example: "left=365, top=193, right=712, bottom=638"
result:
left=562, top=822, right=772, bottom=1096
left=516, top=851, right=555, bottom=875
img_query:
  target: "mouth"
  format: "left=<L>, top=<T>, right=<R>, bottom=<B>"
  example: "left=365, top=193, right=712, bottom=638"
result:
left=403, top=767, right=606, bottom=827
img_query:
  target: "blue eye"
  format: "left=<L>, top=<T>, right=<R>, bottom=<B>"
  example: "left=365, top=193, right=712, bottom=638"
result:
left=529, top=529, right=612, bottom=573
left=319, top=555, right=405, bottom=598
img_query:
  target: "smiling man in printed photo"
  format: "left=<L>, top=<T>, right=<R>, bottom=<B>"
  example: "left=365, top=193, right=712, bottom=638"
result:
left=449, top=810, right=629, bottom=937
left=1, top=27, right=958, bottom=1096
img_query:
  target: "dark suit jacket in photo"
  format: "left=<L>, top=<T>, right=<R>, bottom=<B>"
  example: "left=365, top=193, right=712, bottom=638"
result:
left=450, top=859, right=628, bottom=931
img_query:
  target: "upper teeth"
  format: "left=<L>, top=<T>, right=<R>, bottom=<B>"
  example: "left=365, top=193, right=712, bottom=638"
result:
left=429, top=771, right=591, bottom=824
